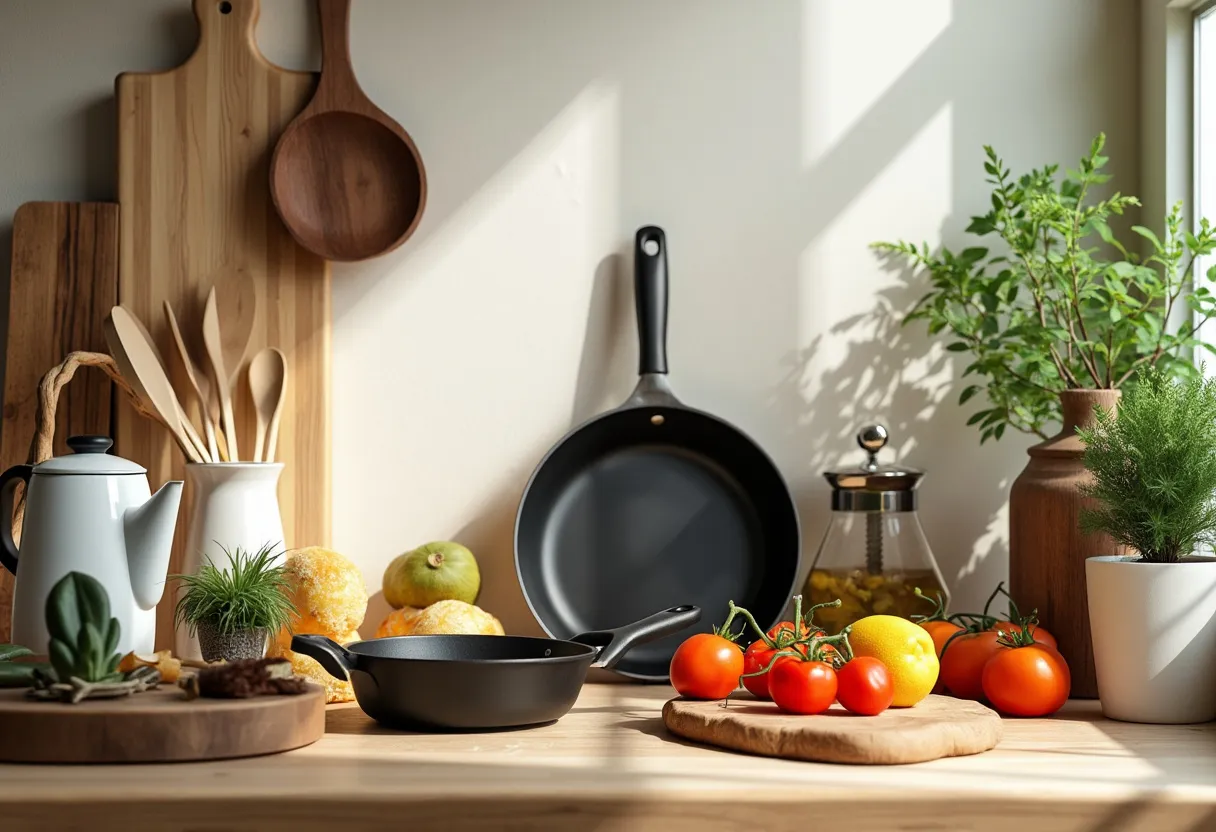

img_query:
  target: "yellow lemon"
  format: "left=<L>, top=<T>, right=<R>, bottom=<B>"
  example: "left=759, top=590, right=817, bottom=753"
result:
left=847, top=614, right=938, bottom=707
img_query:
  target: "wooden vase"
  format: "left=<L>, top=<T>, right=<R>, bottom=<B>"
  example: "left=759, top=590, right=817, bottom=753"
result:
left=1008, top=389, right=1127, bottom=699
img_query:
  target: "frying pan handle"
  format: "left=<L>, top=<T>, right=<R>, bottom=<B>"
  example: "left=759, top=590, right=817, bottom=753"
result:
left=634, top=226, right=669, bottom=376
left=291, top=634, right=356, bottom=680
left=574, top=605, right=701, bottom=670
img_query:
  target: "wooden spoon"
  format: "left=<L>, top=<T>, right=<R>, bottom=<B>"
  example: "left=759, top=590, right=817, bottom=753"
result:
left=163, top=301, right=220, bottom=461
left=269, top=0, right=426, bottom=262
left=104, top=306, right=204, bottom=463
left=202, top=287, right=240, bottom=461
left=213, top=265, right=257, bottom=389
left=248, top=348, right=287, bottom=463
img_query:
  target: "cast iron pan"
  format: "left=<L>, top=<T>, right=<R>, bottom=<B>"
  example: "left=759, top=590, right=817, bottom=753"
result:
left=292, top=605, right=699, bottom=729
left=514, top=226, right=801, bottom=680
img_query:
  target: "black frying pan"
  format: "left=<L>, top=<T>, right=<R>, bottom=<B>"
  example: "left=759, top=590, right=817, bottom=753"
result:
left=514, top=226, right=800, bottom=680
left=291, top=605, right=699, bottom=729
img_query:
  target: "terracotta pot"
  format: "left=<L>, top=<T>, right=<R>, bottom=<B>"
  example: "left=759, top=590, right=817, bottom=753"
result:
left=1008, top=389, right=1127, bottom=699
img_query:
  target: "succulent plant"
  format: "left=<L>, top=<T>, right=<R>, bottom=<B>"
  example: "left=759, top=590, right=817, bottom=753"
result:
left=45, top=572, right=124, bottom=684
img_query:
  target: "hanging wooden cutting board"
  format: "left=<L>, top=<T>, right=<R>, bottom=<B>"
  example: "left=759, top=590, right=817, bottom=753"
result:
left=115, top=0, right=331, bottom=649
left=0, top=202, right=119, bottom=642
left=663, top=694, right=1003, bottom=765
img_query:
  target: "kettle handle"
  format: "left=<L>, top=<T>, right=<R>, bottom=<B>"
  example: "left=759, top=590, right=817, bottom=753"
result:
left=0, top=465, right=32, bottom=575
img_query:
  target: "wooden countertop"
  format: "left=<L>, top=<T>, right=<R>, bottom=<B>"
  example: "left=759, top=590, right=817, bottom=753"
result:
left=2, top=684, right=1214, bottom=831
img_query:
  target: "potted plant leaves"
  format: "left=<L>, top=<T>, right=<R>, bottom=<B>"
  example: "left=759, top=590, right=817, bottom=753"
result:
left=1080, top=368, right=1216, bottom=723
left=174, top=543, right=295, bottom=663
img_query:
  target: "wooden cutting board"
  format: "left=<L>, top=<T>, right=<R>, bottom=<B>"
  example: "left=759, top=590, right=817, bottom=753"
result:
left=115, top=0, right=331, bottom=649
left=663, top=694, right=1003, bottom=765
left=0, top=683, right=325, bottom=763
left=0, top=202, right=119, bottom=642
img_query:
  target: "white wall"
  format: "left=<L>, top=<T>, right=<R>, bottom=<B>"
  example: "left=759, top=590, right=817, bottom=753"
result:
left=0, top=0, right=1140, bottom=633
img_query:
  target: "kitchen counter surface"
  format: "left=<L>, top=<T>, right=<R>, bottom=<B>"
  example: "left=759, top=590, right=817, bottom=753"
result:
left=2, top=684, right=1214, bottom=831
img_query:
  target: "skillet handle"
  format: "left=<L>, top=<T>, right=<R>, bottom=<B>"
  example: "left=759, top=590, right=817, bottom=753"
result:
left=634, top=226, right=669, bottom=376
left=573, top=605, right=701, bottom=670
left=291, top=634, right=356, bottom=680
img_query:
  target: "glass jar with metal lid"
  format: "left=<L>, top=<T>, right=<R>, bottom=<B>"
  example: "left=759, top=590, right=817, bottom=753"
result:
left=803, top=424, right=949, bottom=634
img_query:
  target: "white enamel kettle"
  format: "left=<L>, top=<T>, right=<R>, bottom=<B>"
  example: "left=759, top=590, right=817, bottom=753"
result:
left=0, top=436, right=183, bottom=655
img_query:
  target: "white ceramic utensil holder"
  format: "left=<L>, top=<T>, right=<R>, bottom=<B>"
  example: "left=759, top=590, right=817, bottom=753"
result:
left=1086, top=555, right=1216, bottom=724
left=175, top=462, right=286, bottom=660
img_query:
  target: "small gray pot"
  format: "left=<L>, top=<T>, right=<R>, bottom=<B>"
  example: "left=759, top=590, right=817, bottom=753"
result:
left=196, top=621, right=269, bottom=663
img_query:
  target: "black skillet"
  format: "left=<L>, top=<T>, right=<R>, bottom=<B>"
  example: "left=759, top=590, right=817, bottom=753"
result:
left=291, top=604, right=699, bottom=730
left=514, top=226, right=801, bottom=680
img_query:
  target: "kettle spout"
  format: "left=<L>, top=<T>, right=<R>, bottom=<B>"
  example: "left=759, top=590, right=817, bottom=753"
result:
left=123, top=480, right=184, bottom=610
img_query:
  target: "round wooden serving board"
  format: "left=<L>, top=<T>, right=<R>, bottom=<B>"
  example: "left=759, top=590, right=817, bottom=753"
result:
left=663, top=693, right=1003, bottom=765
left=0, top=683, right=325, bottom=763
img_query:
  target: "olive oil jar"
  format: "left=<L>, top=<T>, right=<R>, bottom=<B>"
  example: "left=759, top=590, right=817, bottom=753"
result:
left=804, top=425, right=948, bottom=633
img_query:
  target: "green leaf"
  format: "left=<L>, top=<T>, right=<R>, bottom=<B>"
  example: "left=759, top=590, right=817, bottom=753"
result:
left=946, top=342, right=971, bottom=352
left=1109, top=306, right=1122, bottom=323
left=966, top=410, right=991, bottom=426
left=994, top=423, right=1006, bottom=440
left=103, top=618, right=121, bottom=659
left=1131, top=225, right=1164, bottom=252
left=959, top=385, right=981, bottom=405
left=0, top=644, right=33, bottom=662
left=48, top=638, right=77, bottom=683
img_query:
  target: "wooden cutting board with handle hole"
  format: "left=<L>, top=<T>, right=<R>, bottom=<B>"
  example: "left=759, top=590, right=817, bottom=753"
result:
left=0, top=202, right=119, bottom=642
left=663, top=694, right=1003, bottom=765
left=115, top=0, right=331, bottom=650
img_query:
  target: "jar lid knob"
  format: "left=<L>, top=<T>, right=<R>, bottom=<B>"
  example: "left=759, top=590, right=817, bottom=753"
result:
left=857, top=424, right=888, bottom=472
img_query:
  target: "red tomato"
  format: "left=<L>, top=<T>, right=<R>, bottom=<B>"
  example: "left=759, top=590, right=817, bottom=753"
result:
left=981, top=644, right=1071, bottom=717
left=741, top=640, right=791, bottom=699
left=669, top=633, right=744, bottom=700
left=988, top=620, right=1058, bottom=651
left=835, top=657, right=894, bottom=716
left=768, top=659, right=837, bottom=715
left=920, top=619, right=963, bottom=695
left=939, top=630, right=1003, bottom=700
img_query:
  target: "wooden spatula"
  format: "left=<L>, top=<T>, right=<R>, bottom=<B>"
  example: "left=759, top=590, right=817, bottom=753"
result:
left=164, top=301, right=221, bottom=461
left=202, top=287, right=240, bottom=461
left=104, top=306, right=204, bottom=463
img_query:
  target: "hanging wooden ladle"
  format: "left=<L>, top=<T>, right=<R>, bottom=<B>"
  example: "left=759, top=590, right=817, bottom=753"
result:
left=270, top=0, right=426, bottom=262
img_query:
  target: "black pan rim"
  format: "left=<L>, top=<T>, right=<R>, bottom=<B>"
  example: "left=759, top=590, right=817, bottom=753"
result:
left=345, top=635, right=598, bottom=665
left=512, top=392, right=802, bottom=679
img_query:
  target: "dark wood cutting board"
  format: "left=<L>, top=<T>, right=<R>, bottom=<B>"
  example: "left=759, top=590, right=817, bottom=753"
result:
left=0, top=683, right=325, bottom=763
left=663, top=694, right=1003, bottom=765
left=0, top=202, right=119, bottom=641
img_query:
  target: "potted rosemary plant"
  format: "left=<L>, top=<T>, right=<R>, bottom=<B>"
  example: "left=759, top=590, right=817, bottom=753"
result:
left=1081, top=368, right=1216, bottom=723
left=174, top=543, right=295, bottom=662
left=874, top=134, right=1216, bottom=697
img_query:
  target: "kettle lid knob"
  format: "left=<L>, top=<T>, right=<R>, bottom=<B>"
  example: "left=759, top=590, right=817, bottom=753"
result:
left=67, top=436, right=114, bottom=455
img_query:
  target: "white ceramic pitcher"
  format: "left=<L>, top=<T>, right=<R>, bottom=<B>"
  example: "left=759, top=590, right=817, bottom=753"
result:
left=175, top=462, right=286, bottom=660
left=0, top=436, right=183, bottom=655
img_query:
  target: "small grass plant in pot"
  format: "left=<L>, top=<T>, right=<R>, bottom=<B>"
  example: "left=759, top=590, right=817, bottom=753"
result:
left=1080, top=367, right=1216, bottom=723
left=174, top=543, right=295, bottom=663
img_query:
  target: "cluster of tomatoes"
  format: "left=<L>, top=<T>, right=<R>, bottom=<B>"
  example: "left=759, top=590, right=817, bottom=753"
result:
left=669, top=599, right=895, bottom=717
left=916, top=583, right=1070, bottom=717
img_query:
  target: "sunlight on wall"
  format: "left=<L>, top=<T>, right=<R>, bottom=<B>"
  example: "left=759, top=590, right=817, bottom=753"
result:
left=800, top=0, right=951, bottom=169
left=332, top=83, right=621, bottom=569
left=795, top=102, right=953, bottom=464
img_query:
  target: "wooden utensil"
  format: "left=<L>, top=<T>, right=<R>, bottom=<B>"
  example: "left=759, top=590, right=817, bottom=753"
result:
left=104, top=307, right=204, bottom=464
left=0, top=202, right=119, bottom=642
left=163, top=301, right=221, bottom=461
left=249, top=348, right=288, bottom=463
left=117, top=0, right=332, bottom=647
left=269, top=0, right=426, bottom=262
left=201, top=287, right=240, bottom=461
left=213, top=265, right=257, bottom=389
left=0, top=683, right=324, bottom=763
left=662, top=694, right=1003, bottom=765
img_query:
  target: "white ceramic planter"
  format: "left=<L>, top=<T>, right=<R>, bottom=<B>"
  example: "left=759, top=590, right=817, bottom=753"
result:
left=1086, top=555, right=1216, bottom=723
left=175, top=462, right=286, bottom=660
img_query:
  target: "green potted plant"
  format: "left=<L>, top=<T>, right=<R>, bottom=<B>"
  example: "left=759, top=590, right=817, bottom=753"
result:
left=174, top=543, right=295, bottom=663
left=873, top=134, right=1216, bottom=697
left=1080, top=368, right=1216, bottom=724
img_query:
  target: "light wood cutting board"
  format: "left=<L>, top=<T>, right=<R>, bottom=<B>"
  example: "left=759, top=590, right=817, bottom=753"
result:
left=0, top=683, right=325, bottom=763
left=1, top=202, right=119, bottom=642
left=663, top=694, right=1003, bottom=765
left=116, top=0, right=331, bottom=649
